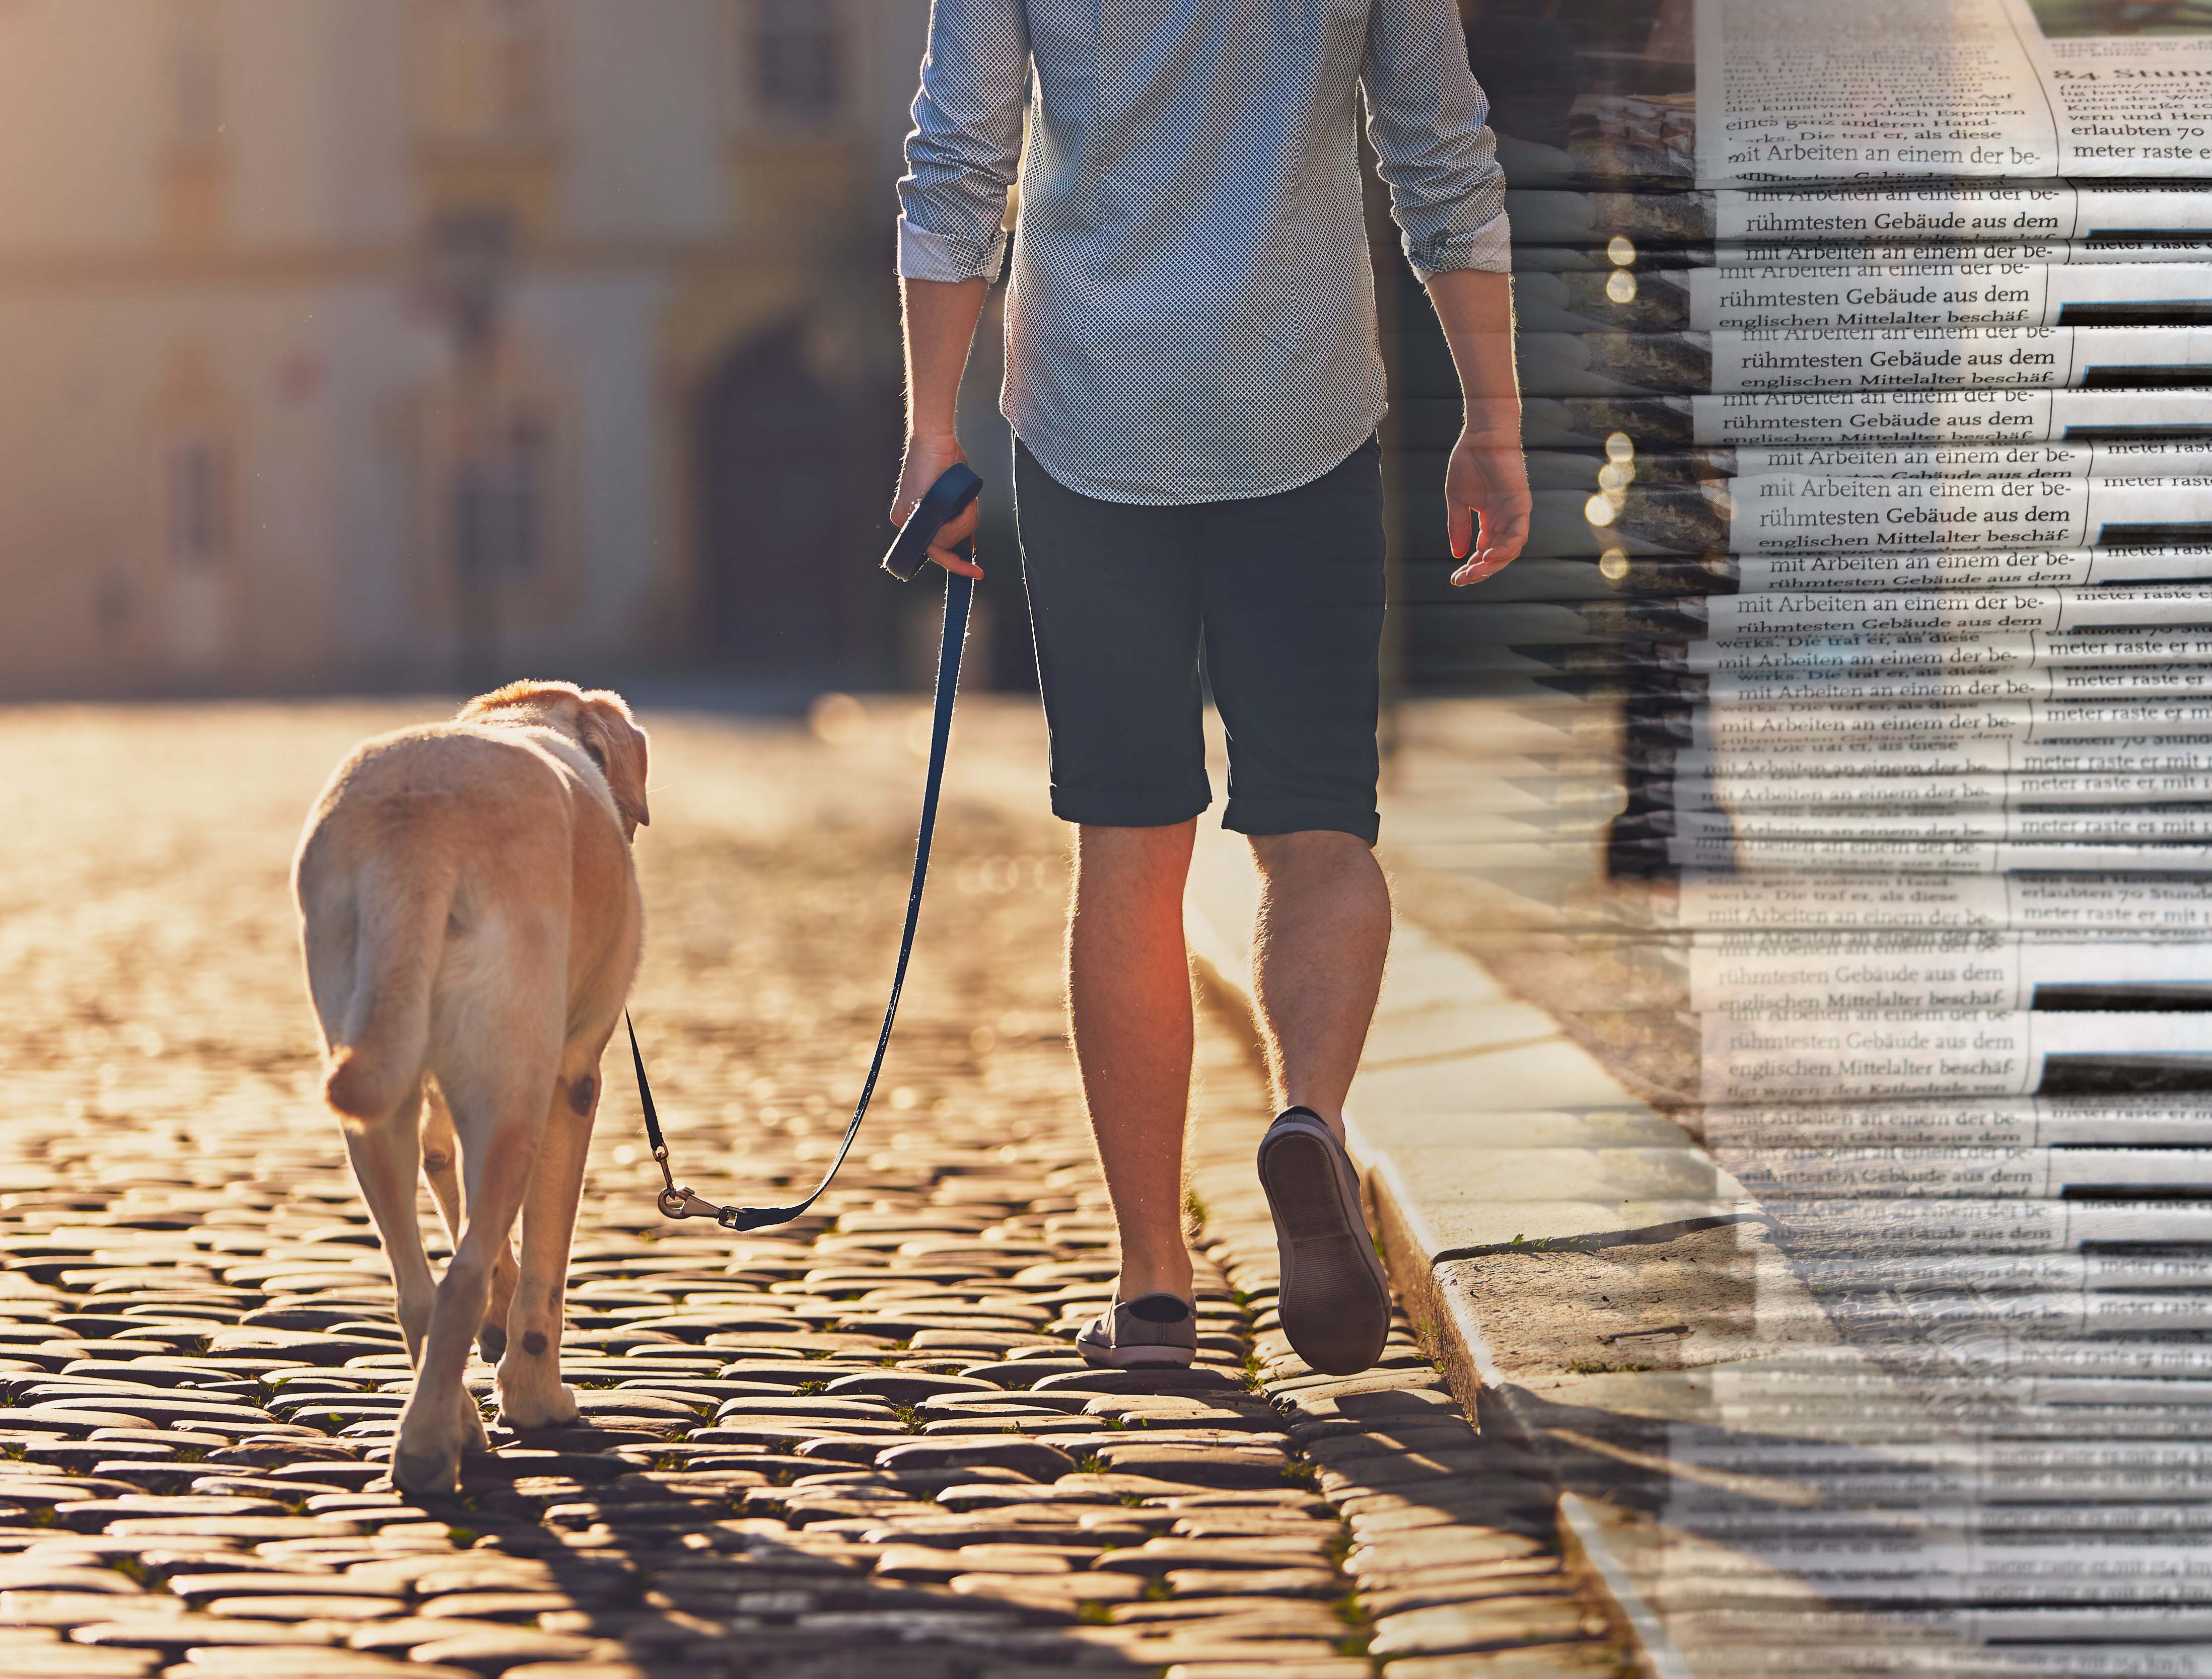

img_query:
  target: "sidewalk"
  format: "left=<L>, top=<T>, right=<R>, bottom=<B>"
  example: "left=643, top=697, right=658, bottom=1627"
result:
left=1183, top=701, right=1950, bottom=1678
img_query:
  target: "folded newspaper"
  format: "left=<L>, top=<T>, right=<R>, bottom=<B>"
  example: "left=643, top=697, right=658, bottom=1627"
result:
left=1515, top=325, right=2212, bottom=396
left=1576, top=548, right=2212, bottom=596
left=1691, top=1006, right=2212, bottom=1101
left=1513, top=261, right=2212, bottom=333
left=1505, top=183, right=2212, bottom=245
left=1515, top=238, right=2212, bottom=269
left=1496, top=928, right=2212, bottom=1013
left=1702, top=1096, right=2212, bottom=1146
left=1511, top=387, right=2212, bottom=449
left=1563, top=867, right=2212, bottom=933
left=1633, top=734, right=2212, bottom=790
left=1614, top=831, right=2212, bottom=875
left=1517, top=473, right=2212, bottom=556
left=1600, top=582, right=2212, bottom=637
left=1470, top=0, right=2212, bottom=187
left=1507, top=440, right=2212, bottom=488
left=1624, top=805, right=2212, bottom=843
left=1625, top=698, right=2212, bottom=760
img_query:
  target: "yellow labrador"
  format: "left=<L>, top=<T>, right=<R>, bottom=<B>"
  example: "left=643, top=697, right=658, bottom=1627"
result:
left=294, top=682, right=649, bottom=1496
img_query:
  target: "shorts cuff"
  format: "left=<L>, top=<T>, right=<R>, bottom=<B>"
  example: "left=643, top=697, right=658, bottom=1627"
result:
left=1222, top=798, right=1380, bottom=847
left=1051, top=786, right=1213, bottom=829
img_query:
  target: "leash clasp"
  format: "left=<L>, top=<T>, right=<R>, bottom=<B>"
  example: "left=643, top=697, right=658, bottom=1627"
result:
left=652, top=1144, right=727, bottom=1222
left=658, top=1183, right=728, bottom=1221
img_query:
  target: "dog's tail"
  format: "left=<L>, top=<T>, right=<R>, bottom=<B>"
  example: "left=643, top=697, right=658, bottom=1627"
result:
left=323, top=857, right=456, bottom=1124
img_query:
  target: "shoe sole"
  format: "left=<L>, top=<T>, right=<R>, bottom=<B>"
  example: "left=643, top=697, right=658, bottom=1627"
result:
left=1077, top=1334, right=1196, bottom=1370
left=1257, top=1123, right=1391, bottom=1375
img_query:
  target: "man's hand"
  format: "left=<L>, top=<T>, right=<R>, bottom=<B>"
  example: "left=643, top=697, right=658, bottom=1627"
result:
left=890, top=431, right=984, bottom=579
left=1420, top=268, right=1527, bottom=588
left=1445, top=421, right=1531, bottom=587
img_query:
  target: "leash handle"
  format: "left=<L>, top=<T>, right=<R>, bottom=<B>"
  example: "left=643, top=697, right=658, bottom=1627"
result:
left=629, top=465, right=978, bottom=1231
left=881, top=462, right=982, bottom=582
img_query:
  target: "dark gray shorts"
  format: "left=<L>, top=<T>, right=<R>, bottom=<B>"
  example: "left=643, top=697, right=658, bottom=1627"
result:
left=1013, top=435, right=1387, bottom=845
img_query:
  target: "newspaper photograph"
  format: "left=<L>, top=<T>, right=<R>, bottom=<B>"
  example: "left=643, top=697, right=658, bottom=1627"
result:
left=1513, top=260, right=2212, bottom=333
left=1515, top=387, right=2212, bottom=449
left=1504, top=182, right=2212, bottom=244
left=1468, top=0, right=2212, bottom=187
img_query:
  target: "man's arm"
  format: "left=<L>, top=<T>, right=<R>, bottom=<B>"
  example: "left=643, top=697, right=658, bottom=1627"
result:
left=1425, top=268, right=1529, bottom=585
left=893, top=277, right=990, bottom=577
left=1361, top=0, right=1529, bottom=585
left=889, top=0, right=1030, bottom=576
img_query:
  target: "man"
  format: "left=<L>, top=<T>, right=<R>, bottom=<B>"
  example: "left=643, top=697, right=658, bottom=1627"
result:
left=891, top=0, right=1528, bottom=1376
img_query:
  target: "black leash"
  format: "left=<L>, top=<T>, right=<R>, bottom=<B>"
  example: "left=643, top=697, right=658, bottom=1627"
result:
left=627, top=464, right=983, bottom=1231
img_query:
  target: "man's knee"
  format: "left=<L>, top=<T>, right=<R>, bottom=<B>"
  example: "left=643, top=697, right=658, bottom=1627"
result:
left=1078, top=820, right=1196, bottom=869
left=1249, top=828, right=1373, bottom=875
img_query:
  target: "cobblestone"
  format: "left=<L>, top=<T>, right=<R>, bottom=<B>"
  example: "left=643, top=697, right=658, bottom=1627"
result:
left=0, top=698, right=1627, bottom=1676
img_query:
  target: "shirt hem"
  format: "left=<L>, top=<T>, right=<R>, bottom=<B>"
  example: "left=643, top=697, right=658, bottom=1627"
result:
left=1005, top=404, right=1390, bottom=507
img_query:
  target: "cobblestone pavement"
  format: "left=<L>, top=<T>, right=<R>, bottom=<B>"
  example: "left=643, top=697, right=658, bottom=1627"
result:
left=0, top=697, right=1624, bottom=1679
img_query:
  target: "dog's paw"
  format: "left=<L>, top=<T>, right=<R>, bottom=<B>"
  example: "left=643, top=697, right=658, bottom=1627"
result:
left=391, top=1440, right=463, bottom=1498
left=496, top=1380, right=582, bottom=1431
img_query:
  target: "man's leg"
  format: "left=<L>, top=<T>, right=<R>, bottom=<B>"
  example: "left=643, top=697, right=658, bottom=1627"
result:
left=1200, top=437, right=1394, bottom=1374
left=1250, top=830, right=1390, bottom=1142
left=1068, top=820, right=1198, bottom=1303
left=1012, top=441, right=1210, bottom=1330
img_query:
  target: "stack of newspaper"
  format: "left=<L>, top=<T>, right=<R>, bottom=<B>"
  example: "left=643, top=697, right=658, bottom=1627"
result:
left=1398, top=1, right=2212, bottom=1669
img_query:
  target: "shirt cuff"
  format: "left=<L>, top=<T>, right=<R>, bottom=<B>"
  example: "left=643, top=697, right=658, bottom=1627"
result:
left=1405, top=209, right=1512, bottom=280
left=897, top=216, right=1009, bottom=284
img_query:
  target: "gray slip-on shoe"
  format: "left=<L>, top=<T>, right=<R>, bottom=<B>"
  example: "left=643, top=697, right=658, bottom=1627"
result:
left=1076, top=1292, right=1197, bottom=1368
left=1257, top=1106, right=1390, bottom=1375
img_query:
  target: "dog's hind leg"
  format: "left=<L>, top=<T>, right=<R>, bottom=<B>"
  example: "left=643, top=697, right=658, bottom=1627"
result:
left=393, top=1017, right=554, bottom=1498
left=495, top=1057, right=603, bottom=1430
left=341, top=1084, right=439, bottom=1368
left=421, top=1080, right=520, bottom=1363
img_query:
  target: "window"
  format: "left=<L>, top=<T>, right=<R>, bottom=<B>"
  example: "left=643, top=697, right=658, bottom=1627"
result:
left=414, top=0, right=555, bottom=145
left=449, top=406, right=551, bottom=583
left=164, top=0, right=222, bottom=154
left=747, top=0, right=844, bottom=124
left=166, top=440, right=229, bottom=570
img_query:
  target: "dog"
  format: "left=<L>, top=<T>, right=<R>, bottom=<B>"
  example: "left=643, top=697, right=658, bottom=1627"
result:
left=294, top=681, right=649, bottom=1496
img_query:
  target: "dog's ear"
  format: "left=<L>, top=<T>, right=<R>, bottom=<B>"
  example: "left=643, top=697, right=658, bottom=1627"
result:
left=578, top=692, right=650, bottom=834
left=459, top=679, right=581, bottom=721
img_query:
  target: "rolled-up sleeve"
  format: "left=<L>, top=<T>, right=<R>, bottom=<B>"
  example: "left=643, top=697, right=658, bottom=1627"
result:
left=1361, top=0, right=1510, bottom=279
left=896, top=0, right=1031, bottom=283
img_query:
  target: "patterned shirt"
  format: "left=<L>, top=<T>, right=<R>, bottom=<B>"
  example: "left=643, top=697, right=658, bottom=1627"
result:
left=897, top=0, right=1509, bottom=506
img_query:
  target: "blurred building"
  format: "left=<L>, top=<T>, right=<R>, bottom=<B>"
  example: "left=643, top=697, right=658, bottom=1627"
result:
left=0, top=0, right=932, bottom=696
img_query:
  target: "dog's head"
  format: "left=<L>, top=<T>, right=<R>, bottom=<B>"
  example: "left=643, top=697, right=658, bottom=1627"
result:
left=460, top=681, right=652, bottom=840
